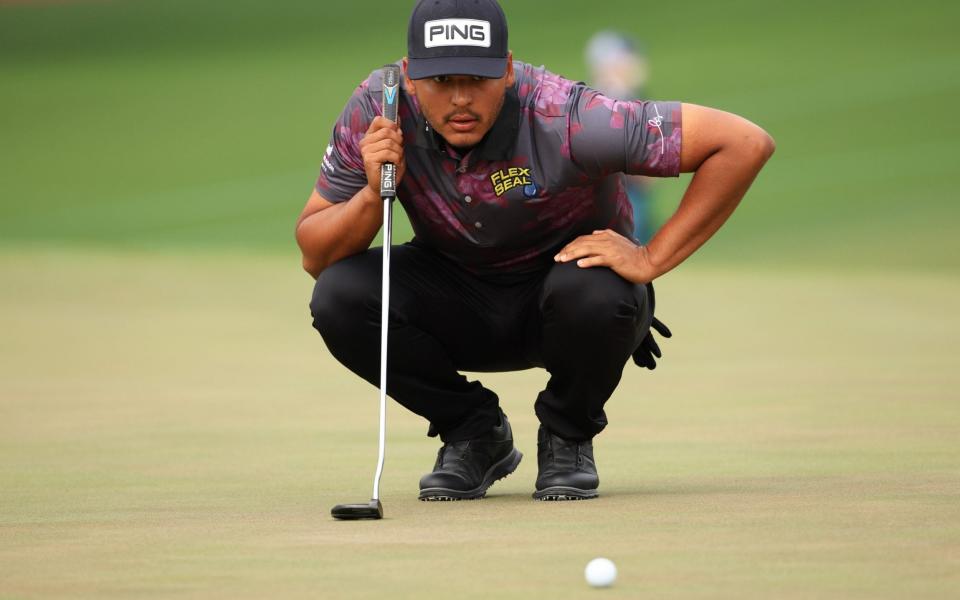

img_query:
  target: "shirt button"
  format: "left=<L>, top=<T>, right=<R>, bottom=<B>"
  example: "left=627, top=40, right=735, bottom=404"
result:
left=474, top=221, right=483, bottom=229
left=464, top=195, right=472, bottom=204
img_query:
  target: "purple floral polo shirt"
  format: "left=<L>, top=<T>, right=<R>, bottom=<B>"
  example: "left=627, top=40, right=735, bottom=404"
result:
left=316, top=60, right=681, bottom=279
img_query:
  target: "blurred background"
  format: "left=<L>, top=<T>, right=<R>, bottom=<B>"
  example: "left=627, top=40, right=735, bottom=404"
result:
left=2, top=0, right=956, bottom=266
left=2, top=1, right=958, bottom=598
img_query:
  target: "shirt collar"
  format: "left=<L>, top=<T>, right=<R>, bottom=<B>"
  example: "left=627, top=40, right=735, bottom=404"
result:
left=412, top=86, right=520, bottom=162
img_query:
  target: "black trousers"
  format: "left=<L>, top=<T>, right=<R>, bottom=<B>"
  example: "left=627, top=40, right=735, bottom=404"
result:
left=310, top=242, right=653, bottom=443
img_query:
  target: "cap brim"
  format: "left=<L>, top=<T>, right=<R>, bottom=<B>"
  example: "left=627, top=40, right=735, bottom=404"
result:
left=407, top=56, right=508, bottom=79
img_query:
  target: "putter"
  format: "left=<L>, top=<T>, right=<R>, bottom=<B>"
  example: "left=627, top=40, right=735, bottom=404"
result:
left=331, top=64, right=402, bottom=521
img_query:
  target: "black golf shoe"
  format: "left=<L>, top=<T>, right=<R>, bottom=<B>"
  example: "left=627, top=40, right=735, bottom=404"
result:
left=533, top=425, right=599, bottom=501
left=418, top=411, right=522, bottom=501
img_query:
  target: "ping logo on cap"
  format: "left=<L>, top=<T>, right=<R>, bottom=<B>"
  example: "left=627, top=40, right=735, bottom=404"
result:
left=424, top=19, right=491, bottom=48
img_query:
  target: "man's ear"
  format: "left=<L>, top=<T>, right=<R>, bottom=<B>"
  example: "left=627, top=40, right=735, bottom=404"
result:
left=504, top=51, right=515, bottom=87
left=402, top=57, right=417, bottom=96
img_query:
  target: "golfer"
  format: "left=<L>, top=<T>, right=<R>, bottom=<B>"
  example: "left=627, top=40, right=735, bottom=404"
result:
left=296, top=0, right=774, bottom=501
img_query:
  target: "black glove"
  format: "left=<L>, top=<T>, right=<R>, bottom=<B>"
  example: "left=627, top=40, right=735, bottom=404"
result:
left=631, top=316, right=672, bottom=370
left=631, top=282, right=672, bottom=370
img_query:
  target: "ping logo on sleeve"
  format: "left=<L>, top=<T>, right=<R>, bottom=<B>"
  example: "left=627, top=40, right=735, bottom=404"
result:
left=424, top=19, right=491, bottom=48
left=490, top=167, right=535, bottom=197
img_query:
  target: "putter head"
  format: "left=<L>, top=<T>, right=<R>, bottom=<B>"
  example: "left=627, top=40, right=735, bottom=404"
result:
left=331, top=499, right=383, bottom=520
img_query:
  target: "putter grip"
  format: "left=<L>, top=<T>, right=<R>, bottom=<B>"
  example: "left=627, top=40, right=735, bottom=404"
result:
left=379, top=64, right=402, bottom=199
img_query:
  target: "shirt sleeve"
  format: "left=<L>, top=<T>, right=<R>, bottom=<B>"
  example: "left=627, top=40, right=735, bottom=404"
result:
left=314, top=81, right=379, bottom=203
left=568, top=88, right=682, bottom=179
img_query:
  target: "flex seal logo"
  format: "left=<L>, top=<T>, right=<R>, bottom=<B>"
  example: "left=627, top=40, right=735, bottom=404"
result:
left=490, top=167, right=539, bottom=198
left=424, top=19, right=491, bottom=48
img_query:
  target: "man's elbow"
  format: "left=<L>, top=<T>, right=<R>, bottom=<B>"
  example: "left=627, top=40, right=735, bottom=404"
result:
left=295, top=224, right=326, bottom=279
left=296, top=234, right=325, bottom=280
left=759, top=130, right=776, bottom=160
left=746, top=125, right=776, bottom=164
left=302, top=256, right=323, bottom=280
left=300, top=244, right=331, bottom=280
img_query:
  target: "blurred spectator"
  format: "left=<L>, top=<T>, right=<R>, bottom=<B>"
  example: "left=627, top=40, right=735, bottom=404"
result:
left=586, top=31, right=654, bottom=243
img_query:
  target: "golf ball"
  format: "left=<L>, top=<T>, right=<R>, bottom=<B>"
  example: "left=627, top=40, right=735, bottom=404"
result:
left=584, top=557, right=617, bottom=587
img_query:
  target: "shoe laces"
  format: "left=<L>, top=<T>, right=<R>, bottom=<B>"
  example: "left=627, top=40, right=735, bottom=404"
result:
left=436, top=440, right=471, bottom=468
left=546, top=434, right=583, bottom=467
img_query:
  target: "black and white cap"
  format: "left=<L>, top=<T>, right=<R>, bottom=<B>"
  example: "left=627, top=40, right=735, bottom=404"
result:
left=406, top=0, right=509, bottom=80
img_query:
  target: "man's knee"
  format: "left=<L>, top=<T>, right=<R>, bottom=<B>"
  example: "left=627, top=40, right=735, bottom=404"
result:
left=541, top=262, right=647, bottom=330
left=310, top=255, right=379, bottom=337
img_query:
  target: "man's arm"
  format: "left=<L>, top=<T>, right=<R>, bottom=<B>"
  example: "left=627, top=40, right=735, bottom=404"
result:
left=295, top=186, right=383, bottom=279
left=296, top=117, right=405, bottom=279
left=556, top=103, right=775, bottom=282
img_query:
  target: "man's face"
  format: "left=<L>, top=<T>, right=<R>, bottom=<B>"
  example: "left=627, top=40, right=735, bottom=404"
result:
left=403, top=54, right=515, bottom=151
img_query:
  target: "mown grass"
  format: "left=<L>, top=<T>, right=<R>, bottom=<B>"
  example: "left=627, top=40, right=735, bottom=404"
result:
left=1, top=1, right=958, bottom=597
left=1, top=250, right=958, bottom=598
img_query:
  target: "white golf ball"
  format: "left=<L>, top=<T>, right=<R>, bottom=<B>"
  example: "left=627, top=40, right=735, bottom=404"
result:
left=584, top=557, right=617, bottom=587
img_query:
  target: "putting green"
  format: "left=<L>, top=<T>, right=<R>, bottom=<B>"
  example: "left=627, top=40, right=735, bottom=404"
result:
left=2, top=249, right=957, bottom=599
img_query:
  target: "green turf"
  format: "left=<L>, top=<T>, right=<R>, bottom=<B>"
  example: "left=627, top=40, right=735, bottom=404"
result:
left=2, top=1, right=959, bottom=597
left=1, top=250, right=958, bottom=599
